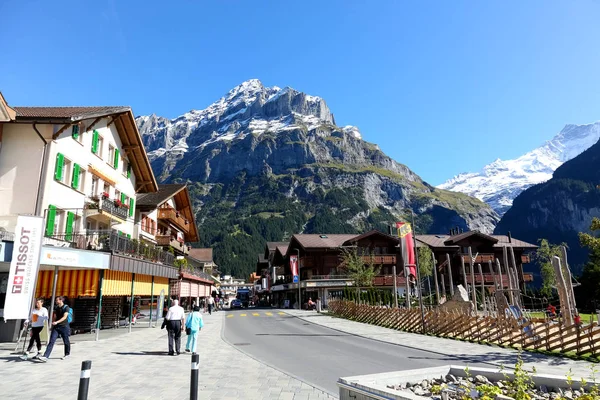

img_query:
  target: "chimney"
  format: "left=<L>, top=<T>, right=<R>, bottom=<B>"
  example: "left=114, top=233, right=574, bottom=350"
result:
left=508, top=231, right=512, bottom=243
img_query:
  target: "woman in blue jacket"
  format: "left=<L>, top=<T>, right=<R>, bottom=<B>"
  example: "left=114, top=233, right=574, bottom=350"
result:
left=185, top=306, right=204, bottom=354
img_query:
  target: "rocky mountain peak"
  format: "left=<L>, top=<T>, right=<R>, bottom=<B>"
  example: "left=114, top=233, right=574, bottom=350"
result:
left=438, top=121, right=600, bottom=215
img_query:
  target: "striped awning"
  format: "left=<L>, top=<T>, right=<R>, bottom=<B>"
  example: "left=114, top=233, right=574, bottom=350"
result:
left=180, top=281, right=191, bottom=297
left=190, top=282, right=198, bottom=297
left=36, top=270, right=99, bottom=299
left=103, top=271, right=169, bottom=296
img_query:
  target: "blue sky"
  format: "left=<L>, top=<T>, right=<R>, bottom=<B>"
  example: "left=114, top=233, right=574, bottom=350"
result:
left=2, top=1, right=600, bottom=185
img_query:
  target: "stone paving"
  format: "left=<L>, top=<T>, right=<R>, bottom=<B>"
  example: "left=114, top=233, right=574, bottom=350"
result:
left=0, top=311, right=336, bottom=400
left=284, top=309, right=599, bottom=379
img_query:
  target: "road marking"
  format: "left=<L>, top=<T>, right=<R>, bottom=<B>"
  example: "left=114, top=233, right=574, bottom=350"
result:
left=252, top=313, right=260, bottom=316
left=277, top=312, right=286, bottom=315
left=240, top=314, right=247, bottom=317
left=265, top=312, right=273, bottom=316
left=226, top=314, right=233, bottom=318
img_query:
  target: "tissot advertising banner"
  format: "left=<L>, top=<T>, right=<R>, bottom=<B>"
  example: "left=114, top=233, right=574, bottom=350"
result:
left=5, top=216, right=44, bottom=320
left=290, top=255, right=298, bottom=278
left=396, top=222, right=416, bottom=278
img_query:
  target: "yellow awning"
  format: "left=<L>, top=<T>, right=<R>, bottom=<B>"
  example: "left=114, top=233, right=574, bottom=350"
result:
left=36, top=270, right=99, bottom=299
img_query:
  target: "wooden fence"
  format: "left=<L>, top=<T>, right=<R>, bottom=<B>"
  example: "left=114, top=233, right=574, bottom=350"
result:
left=328, top=300, right=600, bottom=358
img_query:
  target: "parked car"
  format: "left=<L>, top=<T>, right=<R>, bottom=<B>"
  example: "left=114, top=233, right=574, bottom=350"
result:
left=230, top=299, right=243, bottom=309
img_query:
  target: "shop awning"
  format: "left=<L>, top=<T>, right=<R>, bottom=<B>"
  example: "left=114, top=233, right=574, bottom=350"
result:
left=190, top=282, right=198, bottom=297
left=102, top=270, right=169, bottom=297
left=36, top=269, right=99, bottom=299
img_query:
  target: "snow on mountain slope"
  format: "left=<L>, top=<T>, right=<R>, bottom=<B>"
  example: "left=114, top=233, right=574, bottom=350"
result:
left=438, top=122, right=600, bottom=215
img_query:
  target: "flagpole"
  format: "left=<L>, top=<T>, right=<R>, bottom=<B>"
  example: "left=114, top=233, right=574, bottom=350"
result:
left=411, top=209, right=426, bottom=333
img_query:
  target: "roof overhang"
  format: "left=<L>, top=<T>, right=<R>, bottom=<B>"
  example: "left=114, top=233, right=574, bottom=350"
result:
left=0, top=92, right=16, bottom=122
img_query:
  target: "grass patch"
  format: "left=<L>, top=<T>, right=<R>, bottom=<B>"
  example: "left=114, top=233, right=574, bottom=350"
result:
left=256, top=212, right=284, bottom=219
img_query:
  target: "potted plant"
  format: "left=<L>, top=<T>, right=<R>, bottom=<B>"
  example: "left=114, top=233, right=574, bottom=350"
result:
left=102, top=192, right=110, bottom=199
left=114, top=199, right=123, bottom=207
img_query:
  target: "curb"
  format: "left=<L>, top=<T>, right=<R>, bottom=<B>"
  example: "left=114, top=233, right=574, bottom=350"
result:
left=219, top=310, right=338, bottom=398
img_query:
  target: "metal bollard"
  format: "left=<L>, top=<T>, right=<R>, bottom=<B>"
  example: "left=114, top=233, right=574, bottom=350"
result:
left=190, top=353, right=199, bottom=400
left=78, top=360, right=92, bottom=400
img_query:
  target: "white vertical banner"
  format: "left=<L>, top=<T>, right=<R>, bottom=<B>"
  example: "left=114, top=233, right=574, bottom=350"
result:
left=4, top=215, right=44, bottom=320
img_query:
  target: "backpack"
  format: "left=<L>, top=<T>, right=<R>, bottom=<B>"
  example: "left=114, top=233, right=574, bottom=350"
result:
left=64, top=305, right=73, bottom=324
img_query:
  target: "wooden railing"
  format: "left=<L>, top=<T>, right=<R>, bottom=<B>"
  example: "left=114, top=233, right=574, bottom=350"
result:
left=461, top=253, right=495, bottom=263
left=361, top=254, right=397, bottom=264
left=329, top=300, right=600, bottom=359
left=157, top=207, right=190, bottom=233
left=155, top=235, right=189, bottom=255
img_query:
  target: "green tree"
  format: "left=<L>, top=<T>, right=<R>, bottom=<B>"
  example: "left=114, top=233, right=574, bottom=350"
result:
left=578, top=217, right=600, bottom=309
left=534, top=239, right=565, bottom=296
left=417, top=247, right=434, bottom=277
left=174, top=258, right=189, bottom=270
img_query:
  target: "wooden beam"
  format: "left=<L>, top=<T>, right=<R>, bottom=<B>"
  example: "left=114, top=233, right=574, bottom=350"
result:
left=85, top=117, right=103, bottom=132
left=52, top=124, right=71, bottom=140
left=123, top=145, right=139, bottom=150
left=107, top=114, right=120, bottom=127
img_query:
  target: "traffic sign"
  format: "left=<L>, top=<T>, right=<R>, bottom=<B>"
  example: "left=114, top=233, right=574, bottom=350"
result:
left=293, top=275, right=299, bottom=283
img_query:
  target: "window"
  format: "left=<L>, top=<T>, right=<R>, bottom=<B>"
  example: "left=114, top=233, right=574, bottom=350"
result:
left=115, top=189, right=121, bottom=202
left=103, top=183, right=110, bottom=198
left=91, top=130, right=104, bottom=157
left=71, top=164, right=85, bottom=191
left=108, top=145, right=119, bottom=169
left=72, top=125, right=82, bottom=143
left=54, top=153, right=72, bottom=185
left=122, top=159, right=128, bottom=176
left=91, top=176, right=99, bottom=197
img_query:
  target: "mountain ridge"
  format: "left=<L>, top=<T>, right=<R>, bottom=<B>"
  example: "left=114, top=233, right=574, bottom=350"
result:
left=438, top=122, right=600, bottom=215
left=136, top=79, right=499, bottom=277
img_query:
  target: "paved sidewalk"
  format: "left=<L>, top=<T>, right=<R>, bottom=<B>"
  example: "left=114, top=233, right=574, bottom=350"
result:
left=0, top=312, right=336, bottom=400
left=284, top=310, right=598, bottom=379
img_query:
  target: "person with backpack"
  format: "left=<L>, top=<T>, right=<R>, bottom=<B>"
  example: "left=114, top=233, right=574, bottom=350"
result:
left=36, top=296, right=71, bottom=362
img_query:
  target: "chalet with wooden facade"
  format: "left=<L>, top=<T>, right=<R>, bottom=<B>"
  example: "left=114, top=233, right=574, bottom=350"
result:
left=262, top=229, right=537, bottom=309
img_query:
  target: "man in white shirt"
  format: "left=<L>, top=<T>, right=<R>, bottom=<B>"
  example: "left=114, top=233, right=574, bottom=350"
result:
left=207, top=296, right=215, bottom=315
left=164, top=299, right=185, bottom=356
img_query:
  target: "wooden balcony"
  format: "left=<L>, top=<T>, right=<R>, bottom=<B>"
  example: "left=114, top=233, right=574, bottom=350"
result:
left=361, top=254, right=397, bottom=264
left=157, top=207, right=190, bottom=233
left=461, top=253, right=495, bottom=263
left=521, top=254, right=531, bottom=264
left=155, top=235, right=189, bottom=255
left=373, top=275, right=407, bottom=286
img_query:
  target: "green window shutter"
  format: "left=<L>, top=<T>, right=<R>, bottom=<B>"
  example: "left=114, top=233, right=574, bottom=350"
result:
left=72, top=125, right=79, bottom=139
left=127, top=164, right=131, bottom=178
left=129, top=199, right=134, bottom=217
left=92, top=130, right=99, bottom=154
left=54, top=153, right=64, bottom=181
left=45, top=205, right=57, bottom=237
left=127, top=234, right=131, bottom=239
left=71, top=164, right=80, bottom=189
left=121, top=193, right=126, bottom=203
left=114, top=149, right=120, bottom=169
left=65, top=212, right=75, bottom=241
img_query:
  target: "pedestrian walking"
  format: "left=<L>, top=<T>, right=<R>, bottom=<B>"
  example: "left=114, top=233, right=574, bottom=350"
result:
left=36, top=296, right=71, bottom=362
left=207, top=296, right=215, bottom=315
left=185, top=306, right=204, bottom=354
left=164, top=299, right=185, bottom=356
left=20, top=298, right=48, bottom=360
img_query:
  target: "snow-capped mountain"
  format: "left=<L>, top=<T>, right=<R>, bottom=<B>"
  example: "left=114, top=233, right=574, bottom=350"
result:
left=438, top=122, right=600, bottom=215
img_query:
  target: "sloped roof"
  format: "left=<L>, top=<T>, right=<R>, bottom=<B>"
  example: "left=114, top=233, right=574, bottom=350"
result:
left=13, top=106, right=129, bottom=120
left=0, top=92, right=16, bottom=121
left=343, top=229, right=399, bottom=245
left=266, top=242, right=289, bottom=252
left=444, top=230, right=498, bottom=245
left=290, top=234, right=358, bottom=251
left=137, top=184, right=186, bottom=207
left=417, top=233, right=537, bottom=249
left=275, top=245, right=289, bottom=256
left=189, top=248, right=213, bottom=262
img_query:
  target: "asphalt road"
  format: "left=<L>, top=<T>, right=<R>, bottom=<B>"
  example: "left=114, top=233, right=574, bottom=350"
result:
left=222, top=309, right=489, bottom=395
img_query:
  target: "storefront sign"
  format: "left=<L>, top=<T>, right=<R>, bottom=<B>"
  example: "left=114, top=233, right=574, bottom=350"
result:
left=40, top=247, right=110, bottom=269
left=5, top=216, right=44, bottom=320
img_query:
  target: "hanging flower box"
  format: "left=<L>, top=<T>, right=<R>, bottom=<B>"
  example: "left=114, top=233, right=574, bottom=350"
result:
left=102, top=192, right=110, bottom=199
left=114, top=199, right=123, bottom=207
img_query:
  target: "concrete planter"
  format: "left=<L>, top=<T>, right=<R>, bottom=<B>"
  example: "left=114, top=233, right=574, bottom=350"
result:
left=338, top=365, right=589, bottom=400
